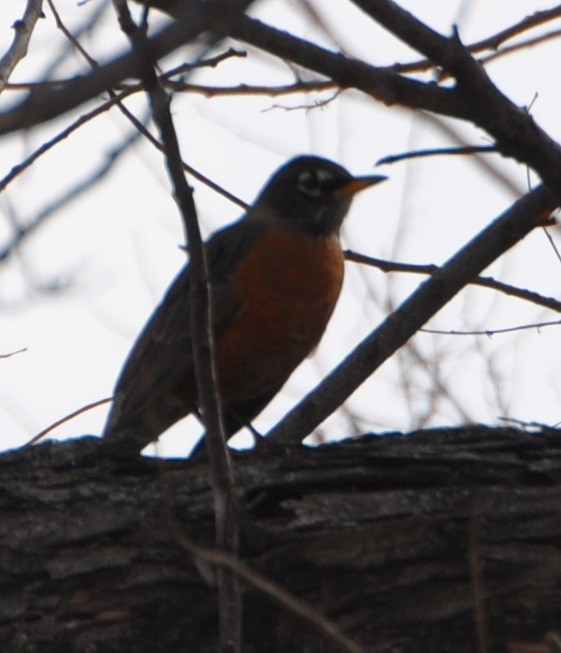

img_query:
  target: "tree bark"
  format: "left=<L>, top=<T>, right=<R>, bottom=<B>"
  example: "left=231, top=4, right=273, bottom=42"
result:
left=2, top=425, right=561, bottom=652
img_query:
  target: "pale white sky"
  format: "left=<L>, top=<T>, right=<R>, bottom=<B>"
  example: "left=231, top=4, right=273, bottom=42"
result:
left=1, top=0, right=560, bottom=455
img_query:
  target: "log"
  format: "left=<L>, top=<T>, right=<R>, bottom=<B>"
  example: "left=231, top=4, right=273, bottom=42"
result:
left=2, top=425, right=561, bottom=652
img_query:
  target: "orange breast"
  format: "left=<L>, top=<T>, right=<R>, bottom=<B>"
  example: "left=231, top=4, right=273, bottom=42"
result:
left=215, top=227, right=344, bottom=404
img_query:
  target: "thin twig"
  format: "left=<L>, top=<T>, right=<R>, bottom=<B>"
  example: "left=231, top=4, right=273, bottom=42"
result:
left=0, top=86, right=137, bottom=198
left=0, top=347, right=27, bottom=359
left=480, top=27, right=561, bottom=67
left=468, top=4, right=561, bottom=54
left=542, top=225, right=561, bottom=266
left=416, top=111, right=523, bottom=198
left=177, top=537, right=367, bottom=653
left=164, top=79, right=337, bottom=97
left=388, top=4, right=561, bottom=75
left=0, top=126, right=145, bottom=263
left=1, top=48, right=245, bottom=91
left=0, top=0, right=44, bottom=94
left=345, top=250, right=561, bottom=314
left=0, top=87, right=246, bottom=214
left=469, top=499, right=490, bottom=653
left=422, top=319, right=561, bottom=337
left=42, top=0, right=111, bottom=80
left=376, top=144, right=496, bottom=166
left=23, top=397, right=113, bottom=447
left=110, top=3, right=241, bottom=651
left=161, top=47, right=247, bottom=78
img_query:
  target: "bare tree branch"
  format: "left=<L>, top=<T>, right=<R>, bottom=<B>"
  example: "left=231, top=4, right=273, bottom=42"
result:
left=0, top=347, right=27, bottom=359
left=468, top=4, right=561, bottom=53
left=178, top=539, right=367, bottom=653
left=268, top=186, right=558, bottom=444
left=344, top=250, right=561, bottom=314
left=0, top=1, right=254, bottom=133
left=0, top=0, right=44, bottom=93
left=422, top=319, right=561, bottom=338
left=347, top=0, right=561, bottom=191
left=4, top=427, right=561, bottom=652
left=110, top=3, right=241, bottom=650
left=390, top=4, right=561, bottom=74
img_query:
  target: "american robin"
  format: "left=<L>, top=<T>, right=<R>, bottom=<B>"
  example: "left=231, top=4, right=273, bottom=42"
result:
left=103, top=155, right=386, bottom=449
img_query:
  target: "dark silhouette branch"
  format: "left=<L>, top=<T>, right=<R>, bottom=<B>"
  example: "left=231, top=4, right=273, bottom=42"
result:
left=389, top=4, right=561, bottom=74
left=348, top=0, right=561, bottom=191
left=110, top=3, right=241, bottom=650
left=0, top=0, right=44, bottom=93
left=268, top=186, right=558, bottom=444
left=344, top=249, right=561, bottom=314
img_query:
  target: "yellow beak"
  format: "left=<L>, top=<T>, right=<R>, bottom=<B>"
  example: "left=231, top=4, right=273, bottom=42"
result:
left=334, top=175, right=387, bottom=198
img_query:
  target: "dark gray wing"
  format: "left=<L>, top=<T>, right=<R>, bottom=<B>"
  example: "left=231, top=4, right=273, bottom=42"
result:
left=103, top=216, right=266, bottom=443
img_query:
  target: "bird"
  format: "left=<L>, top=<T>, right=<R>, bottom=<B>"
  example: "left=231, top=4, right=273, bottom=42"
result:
left=103, top=155, right=386, bottom=451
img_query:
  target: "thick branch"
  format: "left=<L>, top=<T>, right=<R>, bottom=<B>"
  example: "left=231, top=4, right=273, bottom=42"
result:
left=209, top=7, right=464, bottom=117
left=2, top=426, right=561, bottom=652
left=350, top=0, right=561, bottom=191
left=268, top=186, right=557, bottom=444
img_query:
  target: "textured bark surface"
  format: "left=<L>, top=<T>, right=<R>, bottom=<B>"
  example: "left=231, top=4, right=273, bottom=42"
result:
left=2, top=426, right=561, bottom=653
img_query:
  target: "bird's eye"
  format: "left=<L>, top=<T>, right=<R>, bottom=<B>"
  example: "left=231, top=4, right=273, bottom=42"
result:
left=296, top=170, right=320, bottom=196
left=296, top=169, right=335, bottom=197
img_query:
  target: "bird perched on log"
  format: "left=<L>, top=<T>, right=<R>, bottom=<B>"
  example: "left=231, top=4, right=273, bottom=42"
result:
left=103, top=155, right=386, bottom=450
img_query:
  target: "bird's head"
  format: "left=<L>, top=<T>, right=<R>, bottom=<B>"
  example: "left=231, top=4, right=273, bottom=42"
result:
left=252, top=155, right=387, bottom=237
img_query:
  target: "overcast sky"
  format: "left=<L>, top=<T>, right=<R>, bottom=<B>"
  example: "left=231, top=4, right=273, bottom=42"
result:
left=1, top=0, right=560, bottom=455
